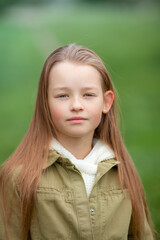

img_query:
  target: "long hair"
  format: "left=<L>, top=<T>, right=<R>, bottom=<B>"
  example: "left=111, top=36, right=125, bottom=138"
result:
left=0, top=44, right=155, bottom=239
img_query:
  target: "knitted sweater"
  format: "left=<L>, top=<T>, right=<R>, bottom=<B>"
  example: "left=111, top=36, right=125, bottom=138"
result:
left=50, top=138, right=115, bottom=197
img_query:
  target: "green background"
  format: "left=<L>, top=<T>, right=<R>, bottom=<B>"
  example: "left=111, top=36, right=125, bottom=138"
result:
left=0, top=2, right=160, bottom=235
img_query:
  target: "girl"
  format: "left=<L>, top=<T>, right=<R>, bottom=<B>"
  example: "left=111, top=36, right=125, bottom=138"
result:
left=0, top=44, right=155, bottom=240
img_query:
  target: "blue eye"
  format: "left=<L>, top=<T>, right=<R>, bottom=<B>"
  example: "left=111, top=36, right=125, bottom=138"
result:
left=84, top=93, right=94, bottom=97
left=58, top=94, right=68, bottom=98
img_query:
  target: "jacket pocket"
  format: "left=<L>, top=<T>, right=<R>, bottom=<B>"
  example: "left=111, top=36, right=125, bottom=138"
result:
left=100, top=188, right=132, bottom=240
left=30, top=187, right=74, bottom=240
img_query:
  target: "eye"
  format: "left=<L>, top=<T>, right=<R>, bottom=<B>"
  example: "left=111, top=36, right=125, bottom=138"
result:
left=84, top=93, right=95, bottom=97
left=57, top=94, right=68, bottom=98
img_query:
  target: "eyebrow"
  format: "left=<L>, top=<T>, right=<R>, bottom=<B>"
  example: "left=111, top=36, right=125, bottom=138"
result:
left=52, top=86, right=98, bottom=91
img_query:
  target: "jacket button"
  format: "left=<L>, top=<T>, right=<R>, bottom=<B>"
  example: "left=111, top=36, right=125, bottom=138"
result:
left=90, top=208, right=95, bottom=214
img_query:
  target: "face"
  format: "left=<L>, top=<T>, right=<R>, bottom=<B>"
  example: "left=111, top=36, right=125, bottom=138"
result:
left=48, top=61, right=113, bottom=142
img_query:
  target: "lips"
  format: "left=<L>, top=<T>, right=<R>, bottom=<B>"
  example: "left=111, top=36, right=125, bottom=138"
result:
left=67, top=117, right=87, bottom=123
left=67, top=117, right=86, bottom=121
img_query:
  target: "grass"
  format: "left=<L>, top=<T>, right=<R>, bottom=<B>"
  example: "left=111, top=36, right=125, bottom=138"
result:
left=0, top=2, right=160, bottom=233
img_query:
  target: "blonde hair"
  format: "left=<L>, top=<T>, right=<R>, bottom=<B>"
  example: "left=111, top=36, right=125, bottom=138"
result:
left=0, top=44, right=155, bottom=239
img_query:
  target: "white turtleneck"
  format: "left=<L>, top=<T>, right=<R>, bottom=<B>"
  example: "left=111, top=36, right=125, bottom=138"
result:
left=50, top=138, right=115, bottom=197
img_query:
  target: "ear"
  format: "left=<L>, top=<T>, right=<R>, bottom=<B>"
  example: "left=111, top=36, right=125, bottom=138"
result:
left=102, top=90, right=114, bottom=114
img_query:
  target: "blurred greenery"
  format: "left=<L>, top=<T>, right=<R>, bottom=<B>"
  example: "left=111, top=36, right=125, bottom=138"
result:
left=0, top=0, right=160, bottom=11
left=0, top=0, right=49, bottom=11
left=0, top=1, right=160, bottom=235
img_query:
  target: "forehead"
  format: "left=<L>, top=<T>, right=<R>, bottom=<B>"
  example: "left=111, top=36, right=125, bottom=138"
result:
left=48, top=61, right=103, bottom=88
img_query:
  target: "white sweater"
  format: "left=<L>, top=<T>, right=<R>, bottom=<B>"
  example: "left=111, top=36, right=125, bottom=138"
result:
left=50, top=138, right=115, bottom=197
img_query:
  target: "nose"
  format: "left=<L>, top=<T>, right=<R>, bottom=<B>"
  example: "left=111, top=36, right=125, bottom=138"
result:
left=70, top=96, right=84, bottom=111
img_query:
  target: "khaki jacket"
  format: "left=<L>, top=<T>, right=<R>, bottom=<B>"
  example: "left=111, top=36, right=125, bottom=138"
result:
left=0, top=150, right=153, bottom=240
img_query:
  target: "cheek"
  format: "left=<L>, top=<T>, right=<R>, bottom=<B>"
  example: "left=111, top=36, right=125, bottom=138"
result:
left=50, top=105, right=65, bottom=122
left=90, top=106, right=103, bottom=124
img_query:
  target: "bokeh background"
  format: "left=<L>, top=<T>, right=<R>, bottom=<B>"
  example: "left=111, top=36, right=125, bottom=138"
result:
left=0, top=0, right=160, bottom=235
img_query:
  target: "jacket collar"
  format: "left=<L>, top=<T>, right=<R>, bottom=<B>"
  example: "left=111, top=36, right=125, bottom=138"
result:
left=42, top=150, right=119, bottom=170
left=42, top=150, right=61, bottom=170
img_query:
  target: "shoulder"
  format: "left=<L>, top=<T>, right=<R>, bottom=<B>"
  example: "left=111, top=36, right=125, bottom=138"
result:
left=0, top=164, right=22, bottom=198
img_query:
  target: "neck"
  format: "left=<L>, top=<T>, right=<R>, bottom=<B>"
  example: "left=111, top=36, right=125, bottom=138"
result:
left=56, top=134, right=94, bottom=159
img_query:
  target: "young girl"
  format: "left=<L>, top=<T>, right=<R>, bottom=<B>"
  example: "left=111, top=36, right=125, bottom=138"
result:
left=0, top=44, right=155, bottom=240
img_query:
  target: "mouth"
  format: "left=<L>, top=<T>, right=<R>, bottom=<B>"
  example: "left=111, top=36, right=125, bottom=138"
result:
left=67, top=117, right=87, bottom=123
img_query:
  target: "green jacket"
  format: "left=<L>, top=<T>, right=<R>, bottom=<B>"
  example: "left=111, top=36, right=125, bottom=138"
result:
left=0, top=150, right=153, bottom=240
